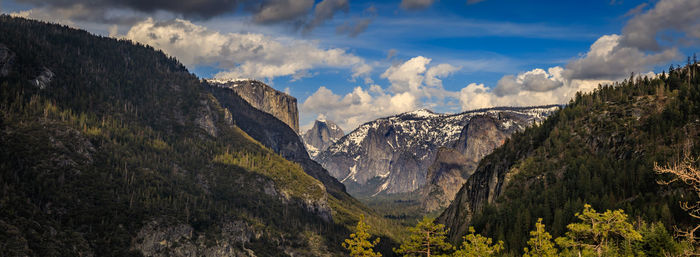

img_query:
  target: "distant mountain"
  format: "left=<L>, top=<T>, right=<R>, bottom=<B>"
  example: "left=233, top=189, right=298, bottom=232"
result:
left=437, top=68, right=700, bottom=255
left=316, top=107, right=559, bottom=197
left=302, top=119, right=345, bottom=158
left=208, top=79, right=300, bottom=133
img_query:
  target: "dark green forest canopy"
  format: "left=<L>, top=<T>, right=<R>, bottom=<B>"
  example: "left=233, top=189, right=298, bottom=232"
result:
left=439, top=63, right=700, bottom=255
left=0, top=16, right=401, bottom=256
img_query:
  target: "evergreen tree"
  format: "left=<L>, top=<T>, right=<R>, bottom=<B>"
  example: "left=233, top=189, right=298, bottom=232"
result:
left=395, top=217, right=453, bottom=257
left=452, top=227, right=504, bottom=257
left=343, top=215, right=382, bottom=257
left=523, top=218, right=558, bottom=257
left=555, top=204, right=641, bottom=257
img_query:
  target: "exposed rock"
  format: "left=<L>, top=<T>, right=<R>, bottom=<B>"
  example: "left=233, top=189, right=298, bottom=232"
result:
left=421, top=148, right=473, bottom=212
left=133, top=219, right=259, bottom=257
left=205, top=83, right=347, bottom=199
left=208, top=79, right=299, bottom=133
left=0, top=44, right=14, bottom=77
left=302, top=120, right=344, bottom=159
left=420, top=115, right=516, bottom=212
left=317, top=106, right=559, bottom=197
left=31, top=68, right=54, bottom=89
left=196, top=99, right=218, bottom=137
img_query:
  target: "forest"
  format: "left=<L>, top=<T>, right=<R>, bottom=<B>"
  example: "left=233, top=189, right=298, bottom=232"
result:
left=1, top=15, right=700, bottom=257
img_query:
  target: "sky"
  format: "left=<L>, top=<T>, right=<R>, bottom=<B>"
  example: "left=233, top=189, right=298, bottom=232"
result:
left=3, top=0, right=700, bottom=133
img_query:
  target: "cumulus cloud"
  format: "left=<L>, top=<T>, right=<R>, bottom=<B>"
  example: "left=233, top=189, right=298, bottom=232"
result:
left=425, top=63, right=460, bottom=87
left=621, top=0, right=700, bottom=51
left=493, top=67, right=564, bottom=96
left=301, top=86, right=419, bottom=130
left=460, top=0, right=693, bottom=111
left=400, top=0, right=435, bottom=10
left=302, top=56, right=460, bottom=130
left=124, top=18, right=370, bottom=81
left=564, top=34, right=679, bottom=80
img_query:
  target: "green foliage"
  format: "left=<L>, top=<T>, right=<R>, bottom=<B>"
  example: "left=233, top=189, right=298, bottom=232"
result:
left=555, top=204, right=642, bottom=257
left=464, top=59, right=700, bottom=255
left=637, top=222, right=687, bottom=257
left=523, top=218, right=558, bottom=257
left=0, top=15, right=398, bottom=256
left=395, top=217, right=453, bottom=256
left=344, top=215, right=382, bottom=257
left=452, top=227, right=503, bottom=257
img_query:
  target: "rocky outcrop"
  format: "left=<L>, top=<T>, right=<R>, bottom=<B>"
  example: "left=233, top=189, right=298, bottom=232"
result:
left=317, top=107, right=559, bottom=197
left=302, top=120, right=344, bottom=159
left=31, top=68, right=54, bottom=89
left=205, top=83, right=347, bottom=198
left=208, top=79, right=299, bottom=133
left=133, top=219, right=260, bottom=257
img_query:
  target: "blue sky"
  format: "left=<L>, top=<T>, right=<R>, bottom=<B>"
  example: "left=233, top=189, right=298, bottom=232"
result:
left=3, top=0, right=700, bottom=131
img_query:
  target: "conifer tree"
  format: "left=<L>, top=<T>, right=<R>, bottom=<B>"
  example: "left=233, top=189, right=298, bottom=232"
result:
left=343, top=215, right=382, bottom=257
left=452, top=227, right=503, bottom=257
left=395, top=217, right=452, bottom=257
left=523, top=218, right=558, bottom=257
left=555, top=204, right=641, bottom=257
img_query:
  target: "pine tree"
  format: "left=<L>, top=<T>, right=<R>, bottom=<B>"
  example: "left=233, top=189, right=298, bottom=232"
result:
left=555, top=204, right=641, bottom=257
left=452, top=227, right=504, bottom=257
left=395, top=217, right=453, bottom=257
left=343, top=215, right=382, bottom=257
left=523, top=218, right=558, bottom=257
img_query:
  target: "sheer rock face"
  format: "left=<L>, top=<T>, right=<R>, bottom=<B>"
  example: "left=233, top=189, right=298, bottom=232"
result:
left=205, top=83, right=347, bottom=198
left=420, top=115, right=516, bottom=212
left=316, top=107, right=559, bottom=197
left=302, top=120, right=344, bottom=159
left=208, top=79, right=299, bottom=133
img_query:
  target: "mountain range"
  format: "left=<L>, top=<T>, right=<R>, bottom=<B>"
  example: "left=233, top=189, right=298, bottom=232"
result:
left=314, top=107, right=559, bottom=201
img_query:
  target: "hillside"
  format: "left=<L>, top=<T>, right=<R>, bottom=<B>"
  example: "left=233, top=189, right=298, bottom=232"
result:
left=0, top=16, right=401, bottom=256
left=438, top=66, right=700, bottom=255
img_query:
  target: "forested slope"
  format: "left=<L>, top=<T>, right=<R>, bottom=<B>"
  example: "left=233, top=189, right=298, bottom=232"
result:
left=0, top=16, right=399, bottom=256
left=438, top=64, right=700, bottom=255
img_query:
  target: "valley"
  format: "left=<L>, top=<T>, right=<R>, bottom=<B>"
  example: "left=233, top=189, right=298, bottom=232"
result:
left=2, top=0, right=700, bottom=256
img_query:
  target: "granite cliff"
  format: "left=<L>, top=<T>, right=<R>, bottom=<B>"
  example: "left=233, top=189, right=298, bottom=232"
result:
left=316, top=107, right=559, bottom=197
left=208, top=79, right=299, bottom=133
left=302, top=119, right=345, bottom=159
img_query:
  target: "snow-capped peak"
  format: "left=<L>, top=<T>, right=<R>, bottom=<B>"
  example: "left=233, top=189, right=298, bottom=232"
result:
left=402, top=109, right=439, bottom=118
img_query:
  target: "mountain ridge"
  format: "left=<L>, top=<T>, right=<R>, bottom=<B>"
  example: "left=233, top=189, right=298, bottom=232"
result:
left=317, top=105, right=560, bottom=197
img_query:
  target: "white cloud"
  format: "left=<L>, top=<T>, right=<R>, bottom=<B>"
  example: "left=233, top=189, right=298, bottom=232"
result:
left=381, top=56, right=431, bottom=93
left=459, top=78, right=606, bottom=111
left=564, top=34, right=679, bottom=80
left=425, top=63, right=460, bottom=87
left=301, top=85, right=419, bottom=130
left=302, top=56, right=459, bottom=131
left=123, top=18, right=371, bottom=80
left=493, top=66, right=564, bottom=96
